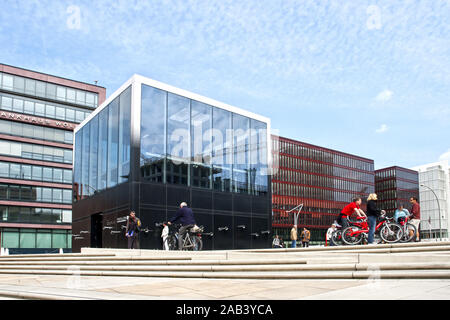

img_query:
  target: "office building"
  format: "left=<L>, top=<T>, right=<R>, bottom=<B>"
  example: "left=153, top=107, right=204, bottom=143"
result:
left=271, top=136, right=375, bottom=244
left=411, top=160, right=449, bottom=239
left=0, top=63, right=105, bottom=253
left=72, top=75, right=271, bottom=252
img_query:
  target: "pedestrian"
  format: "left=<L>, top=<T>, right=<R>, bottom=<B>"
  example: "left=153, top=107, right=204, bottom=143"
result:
left=161, top=222, right=169, bottom=251
left=290, top=225, right=298, bottom=248
left=279, top=237, right=285, bottom=248
left=409, top=197, right=421, bottom=242
left=366, top=193, right=384, bottom=245
left=272, top=235, right=281, bottom=248
left=300, top=228, right=310, bottom=247
left=125, top=211, right=141, bottom=249
left=394, top=204, right=410, bottom=224
left=326, top=224, right=336, bottom=246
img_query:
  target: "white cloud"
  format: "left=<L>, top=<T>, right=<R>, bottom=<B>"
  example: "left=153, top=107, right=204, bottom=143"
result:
left=439, top=149, right=450, bottom=161
left=375, top=90, right=393, bottom=102
left=375, top=124, right=388, bottom=133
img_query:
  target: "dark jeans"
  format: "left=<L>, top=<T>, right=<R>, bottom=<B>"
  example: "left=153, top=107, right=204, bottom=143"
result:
left=302, top=241, right=309, bottom=248
left=368, top=215, right=377, bottom=244
left=178, top=224, right=194, bottom=250
left=127, top=235, right=139, bottom=249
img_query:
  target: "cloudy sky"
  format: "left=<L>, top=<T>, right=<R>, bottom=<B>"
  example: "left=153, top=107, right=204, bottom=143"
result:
left=1, top=0, right=449, bottom=169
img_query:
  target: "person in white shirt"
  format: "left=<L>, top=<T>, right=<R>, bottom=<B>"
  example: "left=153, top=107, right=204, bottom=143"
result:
left=161, top=222, right=169, bottom=250
left=326, top=224, right=336, bottom=246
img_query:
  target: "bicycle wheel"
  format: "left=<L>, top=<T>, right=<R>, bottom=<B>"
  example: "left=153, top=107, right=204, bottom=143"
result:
left=193, top=236, right=203, bottom=251
left=380, top=223, right=403, bottom=243
left=330, top=229, right=342, bottom=246
left=399, top=223, right=417, bottom=243
left=341, top=226, right=363, bottom=245
left=168, top=235, right=178, bottom=250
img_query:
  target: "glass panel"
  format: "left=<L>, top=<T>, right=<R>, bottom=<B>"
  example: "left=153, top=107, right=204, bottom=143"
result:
left=52, top=230, right=67, bottom=248
left=118, top=86, right=131, bottom=183
left=98, top=108, right=108, bottom=190
left=212, top=107, right=232, bottom=192
left=250, top=120, right=268, bottom=195
left=35, top=103, right=45, bottom=116
left=82, top=123, right=90, bottom=197
left=20, top=230, right=36, bottom=248
left=140, top=85, right=166, bottom=183
left=2, top=74, right=13, bottom=90
left=13, top=76, right=25, bottom=93
left=66, top=108, right=75, bottom=122
left=166, top=93, right=190, bottom=185
left=2, top=230, right=19, bottom=248
left=1, top=96, right=12, bottom=110
left=24, top=100, right=34, bottom=114
left=56, top=86, right=66, bottom=101
left=25, top=79, right=36, bottom=95
left=0, top=162, right=9, bottom=177
left=191, top=101, right=212, bottom=189
left=36, top=230, right=52, bottom=248
left=13, top=98, right=24, bottom=113
left=74, top=130, right=82, bottom=201
left=232, top=114, right=250, bottom=194
left=89, top=115, right=99, bottom=193
left=43, top=167, right=53, bottom=181
left=107, top=98, right=119, bottom=188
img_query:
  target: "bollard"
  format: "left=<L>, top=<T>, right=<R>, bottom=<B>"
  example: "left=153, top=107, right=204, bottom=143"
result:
left=0, top=247, right=3, bottom=256
left=5, top=248, right=9, bottom=255
left=59, top=248, right=63, bottom=254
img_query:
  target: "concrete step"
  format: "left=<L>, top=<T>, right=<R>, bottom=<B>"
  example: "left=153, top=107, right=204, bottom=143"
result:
left=0, top=268, right=448, bottom=279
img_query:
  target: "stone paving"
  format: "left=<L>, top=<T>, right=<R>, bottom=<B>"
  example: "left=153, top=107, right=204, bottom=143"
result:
left=0, top=274, right=449, bottom=300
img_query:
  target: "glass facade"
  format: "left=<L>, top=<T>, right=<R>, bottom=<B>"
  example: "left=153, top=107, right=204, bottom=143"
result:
left=140, top=84, right=269, bottom=195
left=375, top=166, right=419, bottom=215
left=74, top=86, right=131, bottom=200
left=271, top=136, right=375, bottom=244
left=73, top=77, right=271, bottom=251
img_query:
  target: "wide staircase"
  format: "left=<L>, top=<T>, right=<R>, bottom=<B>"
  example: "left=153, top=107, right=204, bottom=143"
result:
left=0, top=241, right=449, bottom=280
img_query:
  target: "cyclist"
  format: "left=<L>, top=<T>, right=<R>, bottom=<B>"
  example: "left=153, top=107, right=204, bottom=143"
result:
left=168, top=202, right=197, bottom=250
left=338, top=197, right=367, bottom=230
left=394, top=204, right=410, bottom=224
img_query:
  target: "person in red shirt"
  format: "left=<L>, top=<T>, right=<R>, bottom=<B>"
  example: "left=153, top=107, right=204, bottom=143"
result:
left=338, top=197, right=367, bottom=229
left=409, top=197, right=421, bottom=242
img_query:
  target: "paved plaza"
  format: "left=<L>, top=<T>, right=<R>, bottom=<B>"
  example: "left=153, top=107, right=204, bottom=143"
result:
left=0, top=274, right=449, bottom=300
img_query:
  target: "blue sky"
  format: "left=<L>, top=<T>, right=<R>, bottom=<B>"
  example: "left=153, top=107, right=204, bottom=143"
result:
left=0, top=0, right=449, bottom=170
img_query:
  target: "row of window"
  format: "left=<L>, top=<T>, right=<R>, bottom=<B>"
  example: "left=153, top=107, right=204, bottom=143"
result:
left=0, top=161, right=72, bottom=184
left=375, top=168, right=418, bottom=182
left=74, top=86, right=131, bottom=199
left=0, top=72, right=98, bottom=108
left=0, top=119, right=73, bottom=145
left=0, top=140, right=72, bottom=164
left=275, top=154, right=374, bottom=183
left=274, top=167, right=373, bottom=193
left=0, top=184, right=72, bottom=204
left=375, top=179, right=419, bottom=192
left=0, top=205, right=72, bottom=225
left=272, top=181, right=372, bottom=203
left=274, top=139, right=374, bottom=172
left=0, top=227, right=71, bottom=249
left=0, top=93, right=91, bottom=123
left=139, top=84, right=268, bottom=196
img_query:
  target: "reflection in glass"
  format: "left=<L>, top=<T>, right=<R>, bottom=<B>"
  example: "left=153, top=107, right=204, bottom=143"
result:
left=191, top=101, right=212, bottom=189
left=167, top=93, right=190, bottom=185
left=212, top=107, right=232, bottom=192
left=119, top=86, right=131, bottom=183
left=140, top=85, right=166, bottom=182
left=107, top=98, right=119, bottom=188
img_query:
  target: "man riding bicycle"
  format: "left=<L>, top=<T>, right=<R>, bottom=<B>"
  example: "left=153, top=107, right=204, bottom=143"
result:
left=338, top=197, right=367, bottom=229
left=168, top=202, right=197, bottom=250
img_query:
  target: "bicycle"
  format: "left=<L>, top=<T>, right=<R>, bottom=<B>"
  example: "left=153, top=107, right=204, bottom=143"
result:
left=341, top=213, right=403, bottom=245
left=397, top=216, right=417, bottom=243
left=330, top=216, right=369, bottom=246
left=162, top=223, right=204, bottom=251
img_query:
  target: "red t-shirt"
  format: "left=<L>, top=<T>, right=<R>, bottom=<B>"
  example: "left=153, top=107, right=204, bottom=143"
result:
left=341, top=202, right=360, bottom=217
